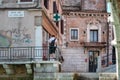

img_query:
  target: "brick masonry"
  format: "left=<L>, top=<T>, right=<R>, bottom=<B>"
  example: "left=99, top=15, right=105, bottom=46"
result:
left=62, top=0, right=113, bottom=72
left=61, top=48, right=88, bottom=72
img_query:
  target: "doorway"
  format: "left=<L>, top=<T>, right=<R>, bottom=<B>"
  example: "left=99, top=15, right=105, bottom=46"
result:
left=89, top=51, right=99, bottom=72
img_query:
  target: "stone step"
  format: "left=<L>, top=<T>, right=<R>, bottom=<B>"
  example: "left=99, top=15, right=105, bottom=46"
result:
left=33, top=73, right=117, bottom=80
left=34, top=73, right=99, bottom=80
left=102, top=64, right=116, bottom=72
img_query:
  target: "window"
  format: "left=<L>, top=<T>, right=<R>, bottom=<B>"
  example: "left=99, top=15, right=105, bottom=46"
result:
left=70, top=28, right=79, bottom=41
left=44, top=0, right=49, bottom=9
left=53, top=1, right=57, bottom=13
left=18, top=0, right=34, bottom=3
left=19, top=0, right=33, bottom=2
left=90, top=30, right=98, bottom=42
left=60, top=20, right=64, bottom=34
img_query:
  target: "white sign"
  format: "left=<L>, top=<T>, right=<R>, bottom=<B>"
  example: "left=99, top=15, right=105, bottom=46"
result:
left=8, top=11, right=24, bottom=17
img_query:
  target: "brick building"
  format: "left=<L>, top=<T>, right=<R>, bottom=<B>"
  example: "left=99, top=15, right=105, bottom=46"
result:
left=0, top=0, right=63, bottom=80
left=61, top=0, right=116, bottom=72
left=0, top=0, right=118, bottom=80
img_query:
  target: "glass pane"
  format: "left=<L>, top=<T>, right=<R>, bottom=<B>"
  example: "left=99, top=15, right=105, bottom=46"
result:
left=90, top=30, right=98, bottom=42
left=89, top=51, right=93, bottom=56
left=71, top=30, right=74, bottom=39
left=90, top=30, right=93, bottom=42
left=74, top=30, right=78, bottom=39
left=20, top=0, right=32, bottom=2
left=94, top=31, right=98, bottom=42
left=71, top=29, right=78, bottom=40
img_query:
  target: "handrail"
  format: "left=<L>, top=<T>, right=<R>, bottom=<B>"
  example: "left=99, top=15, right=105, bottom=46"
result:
left=0, top=46, right=61, bottom=62
left=102, top=54, right=116, bottom=66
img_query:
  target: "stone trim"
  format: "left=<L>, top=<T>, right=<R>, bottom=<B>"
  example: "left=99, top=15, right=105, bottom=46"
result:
left=69, top=28, right=79, bottom=41
left=63, top=12, right=110, bottom=18
left=86, top=19, right=102, bottom=42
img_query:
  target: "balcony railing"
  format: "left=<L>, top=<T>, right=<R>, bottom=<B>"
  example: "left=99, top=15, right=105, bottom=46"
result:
left=81, top=42, right=107, bottom=48
left=0, top=46, right=62, bottom=63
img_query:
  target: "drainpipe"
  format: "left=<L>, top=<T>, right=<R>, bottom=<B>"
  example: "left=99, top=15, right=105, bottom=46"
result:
left=107, top=22, right=109, bottom=67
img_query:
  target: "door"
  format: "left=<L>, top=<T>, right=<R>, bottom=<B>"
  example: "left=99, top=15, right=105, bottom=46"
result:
left=89, top=51, right=99, bottom=72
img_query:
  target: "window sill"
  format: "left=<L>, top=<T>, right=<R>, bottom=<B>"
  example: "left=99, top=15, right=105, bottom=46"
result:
left=18, top=1, right=34, bottom=4
left=70, top=39, right=79, bottom=41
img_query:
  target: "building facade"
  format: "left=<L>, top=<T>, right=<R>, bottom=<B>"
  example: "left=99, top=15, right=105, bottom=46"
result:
left=0, top=0, right=63, bottom=80
left=61, top=0, right=115, bottom=73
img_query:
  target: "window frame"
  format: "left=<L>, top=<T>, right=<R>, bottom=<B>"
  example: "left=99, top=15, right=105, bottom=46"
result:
left=70, top=28, right=79, bottom=41
left=90, top=30, right=98, bottom=42
left=18, top=0, right=34, bottom=4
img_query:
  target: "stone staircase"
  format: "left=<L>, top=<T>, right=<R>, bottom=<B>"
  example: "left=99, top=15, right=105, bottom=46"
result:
left=33, top=73, right=99, bottom=80
left=61, top=48, right=87, bottom=72
left=102, top=64, right=116, bottom=72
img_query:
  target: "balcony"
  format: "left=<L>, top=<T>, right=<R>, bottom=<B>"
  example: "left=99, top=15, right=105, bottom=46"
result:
left=0, top=46, right=62, bottom=64
left=81, top=42, right=107, bottom=48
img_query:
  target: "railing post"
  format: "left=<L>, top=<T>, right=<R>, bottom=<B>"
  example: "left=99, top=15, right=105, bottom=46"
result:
left=31, top=47, right=33, bottom=61
left=10, top=47, right=11, bottom=61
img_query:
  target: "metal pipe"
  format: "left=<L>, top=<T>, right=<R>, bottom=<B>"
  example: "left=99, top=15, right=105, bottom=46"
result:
left=107, top=22, right=110, bottom=66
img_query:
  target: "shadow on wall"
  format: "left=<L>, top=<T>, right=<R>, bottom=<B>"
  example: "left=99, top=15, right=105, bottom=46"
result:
left=73, top=73, right=117, bottom=80
left=73, top=73, right=98, bottom=80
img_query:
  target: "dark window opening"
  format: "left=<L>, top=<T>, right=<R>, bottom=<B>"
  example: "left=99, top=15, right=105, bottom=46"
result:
left=56, top=21, right=59, bottom=27
left=61, top=20, right=64, bottom=34
left=112, top=46, right=116, bottom=64
left=44, top=0, right=49, bottom=9
left=53, top=1, right=57, bottom=13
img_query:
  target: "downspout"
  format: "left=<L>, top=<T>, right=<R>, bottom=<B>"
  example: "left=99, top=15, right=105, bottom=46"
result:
left=107, top=22, right=109, bottom=67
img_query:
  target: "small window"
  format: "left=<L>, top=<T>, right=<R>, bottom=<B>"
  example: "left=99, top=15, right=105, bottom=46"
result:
left=44, top=0, right=49, bottom=9
left=60, top=20, right=64, bottom=34
left=19, top=0, right=33, bottom=2
left=70, top=28, right=79, bottom=41
left=18, top=0, right=34, bottom=3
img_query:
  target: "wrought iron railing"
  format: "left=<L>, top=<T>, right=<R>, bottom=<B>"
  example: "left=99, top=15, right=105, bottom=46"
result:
left=0, top=46, right=62, bottom=62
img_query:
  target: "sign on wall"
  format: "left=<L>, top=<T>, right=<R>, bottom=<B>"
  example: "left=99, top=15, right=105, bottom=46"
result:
left=8, top=11, right=24, bottom=17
